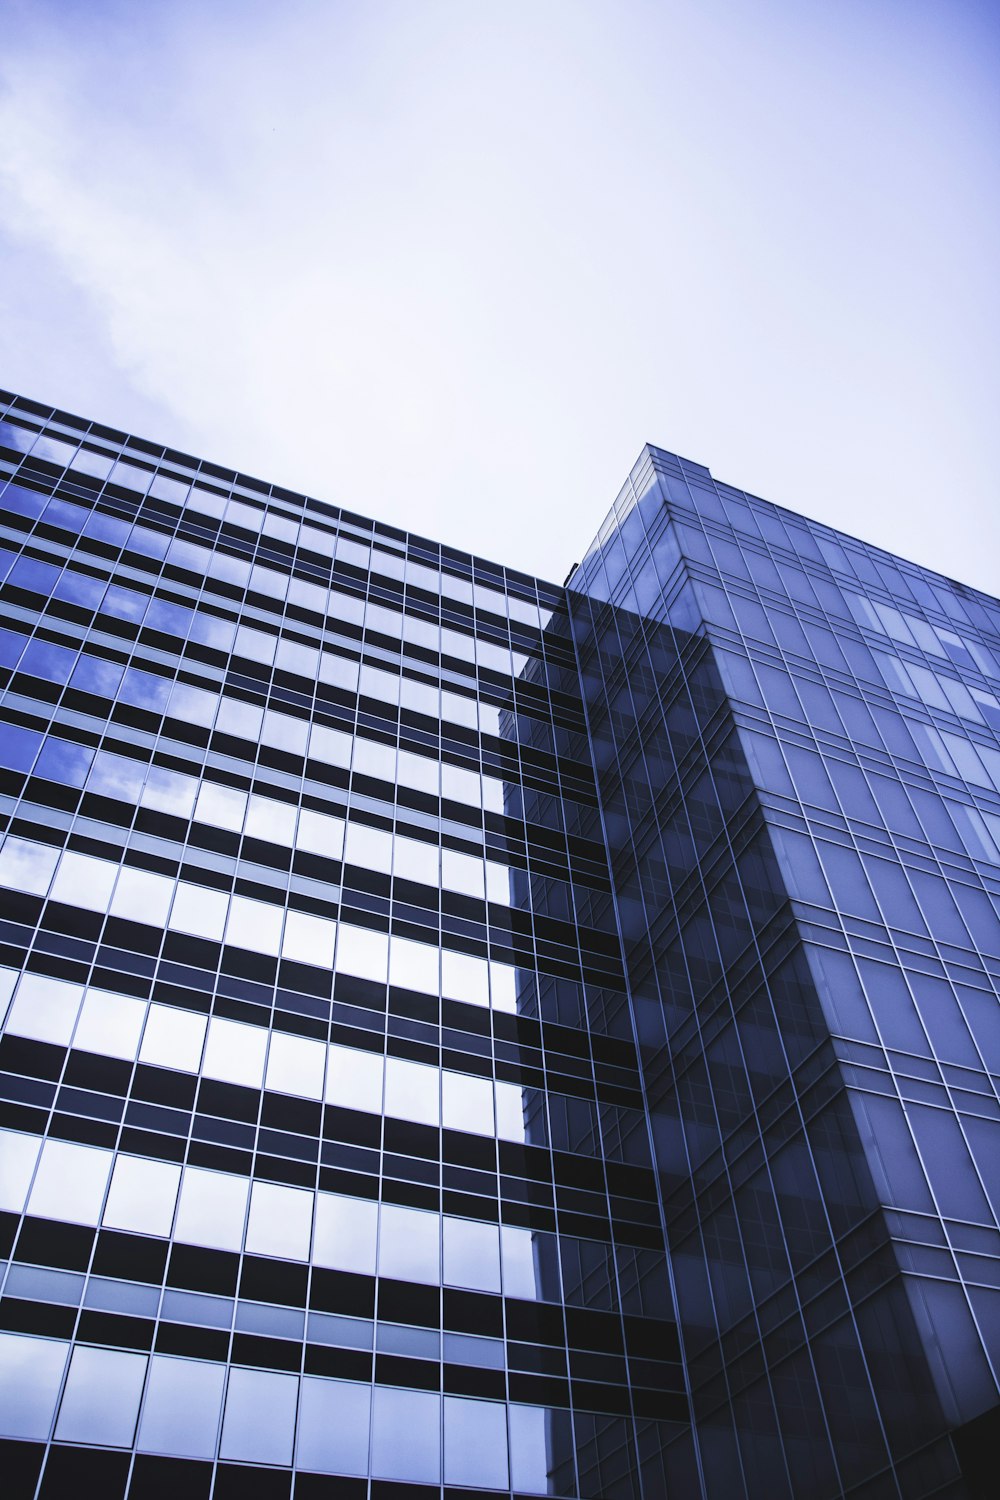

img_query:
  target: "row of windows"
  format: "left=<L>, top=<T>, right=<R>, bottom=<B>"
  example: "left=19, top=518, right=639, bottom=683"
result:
left=0, top=1334, right=546, bottom=1488
left=1, top=1129, right=595, bottom=1292
left=0, top=419, right=557, bottom=626
left=689, top=581, right=1000, bottom=789
left=0, top=536, right=585, bottom=764
left=700, top=622, right=1000, bottom=818
left=1, top=527, right=542, bottom=676
left=1, top=1130, right=667, bottom=1319
left=739, top=723, right=1000, bottom=873
left=0, top=787, right=616, bottom=958
left=0, top=696, right=599, bottom=872
left=0, top=637, right=515, bottom=810
left=639, top=454, right=1000, bottom=643
left=1, top=715, right=516, bottom=840
left=0, top=477, right=559, bottom=684
left=0, top=838, right=560, bottom=998
left=0, top=965, right=650, bottom=1158
left=0, top=492, right=584, bottom=754
left=2, top=970, right=533, bottom=1125
left=0, top=670, right=599, bottom=872
left=4, top=1267, right=518, bottom=1369
left=849, top=591, right=997, bottom=678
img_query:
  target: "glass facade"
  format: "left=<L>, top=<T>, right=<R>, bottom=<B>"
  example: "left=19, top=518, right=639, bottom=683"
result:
left=0, top=390, right=995, bottom=1498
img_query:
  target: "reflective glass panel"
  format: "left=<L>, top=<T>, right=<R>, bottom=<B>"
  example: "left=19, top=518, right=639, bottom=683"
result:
left=220, top=1367, right=298, bottom=1466
left=55, top=1345, right=147, bottom=1447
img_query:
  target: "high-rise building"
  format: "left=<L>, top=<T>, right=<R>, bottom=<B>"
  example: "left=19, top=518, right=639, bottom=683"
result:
left=0, top=388, right=996, bottom=1500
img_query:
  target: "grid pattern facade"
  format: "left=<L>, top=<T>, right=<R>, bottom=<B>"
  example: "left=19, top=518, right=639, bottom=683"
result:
left=0, top=390, right=996, bottom=1499
left=570, top=447, right=1000, bottom=1498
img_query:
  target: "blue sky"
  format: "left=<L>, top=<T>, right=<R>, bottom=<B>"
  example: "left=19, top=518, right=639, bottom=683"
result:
left=1, top=0, right=997, bottom=591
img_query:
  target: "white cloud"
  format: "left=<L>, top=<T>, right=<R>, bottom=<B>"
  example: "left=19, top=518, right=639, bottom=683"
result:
left=0, top=0, right=997, bottom=591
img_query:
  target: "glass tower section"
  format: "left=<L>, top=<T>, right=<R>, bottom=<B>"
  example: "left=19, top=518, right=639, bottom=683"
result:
left=0, top=390, right=996, bottom=1499
left=0, top=392, right=687, bottom=1500
left=569, top=445, right=1000, bottom=1499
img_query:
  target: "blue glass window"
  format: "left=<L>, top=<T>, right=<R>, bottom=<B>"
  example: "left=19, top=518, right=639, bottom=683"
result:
left=0, top=1333, right=69, bottom=1440
left=53, top=569, right=106, bottom=608
left=103, top=584, right=149, bottom=623
left=69, top=652, right=124, bottom=697
left=219, top=1367, right=298, bottom=1466
left=444, top=1396, right=509, bottom=1488
left=120, top=667, right=172, bottom=713
left=19, top=638, right=77, bottom=684
left=8, top=554, right=60, bottom=596
left=296, top=1376, right=371, bottom=1475
left=0, top=483, right=46, bottom=518
left=55, top=1345, right=147, bottom=1446
left=33, top=736, right=94, bottom=786
left=0, top=722, right=42, bottom=772
left=0, top=627, right=27, bottom=668
left=137, top=1354, right=226, bottom=1459
left=371, top=1387, right=440, bottom=1482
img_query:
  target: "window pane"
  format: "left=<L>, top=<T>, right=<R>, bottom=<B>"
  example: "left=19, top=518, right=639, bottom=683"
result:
left=490, top=961, right=519, bottom=1013
left=384, top=1056, right=439, bottom=1127
left=103, top=1154, right=181, bottom=1237
left=313, top=1193, right=378, bottom=1274
left=336, top=924, right=388, bottom=983
left=443, top=1216, right=501, bottom=1293
left=502, top=1225, right=561, bottom=1301
left=442, top=848, right=485, bottom=899
left=216, top=698, right=263, bottom=740
left=139, top=1003, right=207, bottom=1071
left=266, top=1029, right=326, bottom=1099
left=441, top=763, right=481, bottom=805
left=55, top=1345, right=147, bottom=1446
left=50, top=852, right=117, bottom=906
left=444, top=1395, right=509, bottom=1489
left=0, top=1129, right=42, bottom=1213
left=296, top=806, right=345, bottom=858
left=5, top=973, right=83, bottom=1045
left=261, top=709, right=308, bottom=755
left=296, top=1376, right=371, bottom=1475
left=379, top=1203, right=440, bottom=1284
left=220, top=1367, right=298, bottom=1465
left=245, top=794, right=297, bottom=845
left=28, top=1139, right=112, bottom=1225
left=225, top=894, right=284, bottom=955
left=326, top=1043, right=383, bottom=1112
left=344, top=821, right=393, bottom=872
left=388, top=935, right=439, bottom=995
left=0, top=837, right=59, bottom=895
left=74, top=987, right=147, bottom=1060
left=443, top=1070, right=494, bottom=1136
left=174, top=1167, right=249, bottom=1252
left=140, top=766, right=198, bottom=818
left=281, top=908, right=337, bottom=969
left=234, top=625, right=277, bottom=665
left=495, top=1080, right=528, bottom=1142
left=441, top=949, right=490, bottom=1006
left=168, top=880, right=229, bottom=941
left=109, top=866, right=175, bottom=924
left=397, top=751, right=439, bottom=796
left=33, top=736, right=95, bottom=788
left=392, top=835, right=439, bottom=885
left=194, top=781, right=247, bottom=832
left=245, top=1180, right=313, bottom=1260
left=307, top=722, right=353, bottom=767
left=0, top=1332, right=69, bottom=1439
left=203, top=1016, right=267, bottom=1088
left=509, top=1403, right=575, bottom=1494
left=371, top=1386, right=440, bottom=1482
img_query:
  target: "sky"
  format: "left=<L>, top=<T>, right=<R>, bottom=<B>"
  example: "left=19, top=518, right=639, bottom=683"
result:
left=0, top=0, right=997, bottom=593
